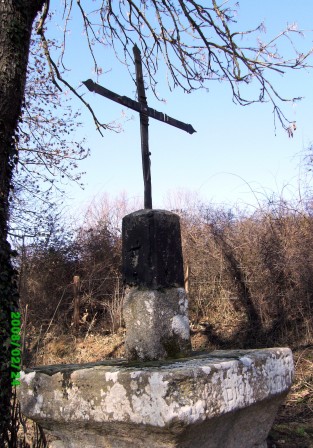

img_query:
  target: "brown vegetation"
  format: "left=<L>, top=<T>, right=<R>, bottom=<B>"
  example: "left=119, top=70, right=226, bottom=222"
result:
left=268, top=347, right=313, bottom=447
left=18, top=195, right=313, bottom=365
left=182, top=202, right=313, bottom=349
left=12, top=194, right=313, bottom=446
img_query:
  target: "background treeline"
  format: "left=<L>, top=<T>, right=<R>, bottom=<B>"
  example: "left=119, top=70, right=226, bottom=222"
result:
left=15, top=193, right=313, bottom=367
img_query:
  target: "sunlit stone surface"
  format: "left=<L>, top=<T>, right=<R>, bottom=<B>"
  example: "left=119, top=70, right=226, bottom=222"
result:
left=18, top=347, right=293, bottom=448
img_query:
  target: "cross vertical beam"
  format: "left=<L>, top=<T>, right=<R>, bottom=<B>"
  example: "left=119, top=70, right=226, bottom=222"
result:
left=133, top=45, right=152, bottom=209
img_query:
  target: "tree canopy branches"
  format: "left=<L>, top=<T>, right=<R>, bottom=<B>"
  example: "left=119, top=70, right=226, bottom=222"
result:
left=38, top=0, right=312, bottom=134
left=10, top=35, right=89, bottom=241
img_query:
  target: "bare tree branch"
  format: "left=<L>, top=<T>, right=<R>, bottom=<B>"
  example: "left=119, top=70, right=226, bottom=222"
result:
left=36, top=0, right=313, bottom=134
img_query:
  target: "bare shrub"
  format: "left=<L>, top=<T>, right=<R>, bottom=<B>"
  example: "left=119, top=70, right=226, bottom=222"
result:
left=4, top=388, right=47, bottom=448
left=174, top=192, right=313, bottom=348
left=18, top=191, right=313, bottom=359
left=17, top=195, right=135, bottom=365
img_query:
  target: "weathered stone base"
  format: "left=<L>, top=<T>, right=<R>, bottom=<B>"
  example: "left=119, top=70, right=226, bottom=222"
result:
left=123, top=287, right=192, bottom=360
left=17, top=348, right=294, bottom=448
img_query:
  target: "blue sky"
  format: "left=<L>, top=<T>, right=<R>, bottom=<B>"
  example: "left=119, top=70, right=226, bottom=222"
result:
left=48, top=1, right=313, bottom=215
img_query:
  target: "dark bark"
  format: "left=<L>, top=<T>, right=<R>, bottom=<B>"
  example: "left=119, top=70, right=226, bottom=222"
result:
left=0, top=1, right=45, bottom=444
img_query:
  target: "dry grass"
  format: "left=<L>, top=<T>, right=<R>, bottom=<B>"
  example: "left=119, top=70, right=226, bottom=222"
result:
left=26, top=330, right=125, bottom=368
left=268, top=346, right=313, bottom=448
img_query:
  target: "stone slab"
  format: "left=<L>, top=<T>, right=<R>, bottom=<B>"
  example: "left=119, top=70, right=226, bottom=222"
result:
left=17, top=348, right=293, bottom=448
left=122, top=209, right=184, bottom=288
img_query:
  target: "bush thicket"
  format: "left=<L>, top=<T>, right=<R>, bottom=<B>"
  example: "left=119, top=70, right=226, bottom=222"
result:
left=17, top=195, right=313, bottom=367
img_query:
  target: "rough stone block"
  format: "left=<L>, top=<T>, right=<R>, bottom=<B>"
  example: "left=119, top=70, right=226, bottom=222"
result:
left=17, top=348, right=294, bottom=448
left=122, top=209, right=184, bottom=288
left=123, top=286, right=191, bottom=360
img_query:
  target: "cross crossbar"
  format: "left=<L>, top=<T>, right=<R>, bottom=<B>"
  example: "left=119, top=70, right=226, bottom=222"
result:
left=82, top=80, right=196, bottom=135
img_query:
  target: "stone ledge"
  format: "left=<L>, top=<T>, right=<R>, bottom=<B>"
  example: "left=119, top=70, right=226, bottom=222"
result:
left=17, top=348, right=294, bottom=448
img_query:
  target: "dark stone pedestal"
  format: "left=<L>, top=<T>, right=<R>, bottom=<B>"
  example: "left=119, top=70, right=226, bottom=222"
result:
left=122, top=209, right=184, bottom=289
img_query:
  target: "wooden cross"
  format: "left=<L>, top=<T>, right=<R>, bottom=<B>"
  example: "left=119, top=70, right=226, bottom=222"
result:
left=83, top=44, right=196, bottom=209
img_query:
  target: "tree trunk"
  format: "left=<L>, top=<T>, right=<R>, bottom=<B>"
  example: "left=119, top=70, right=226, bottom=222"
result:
left=0, top=1, right=45, bottom=443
